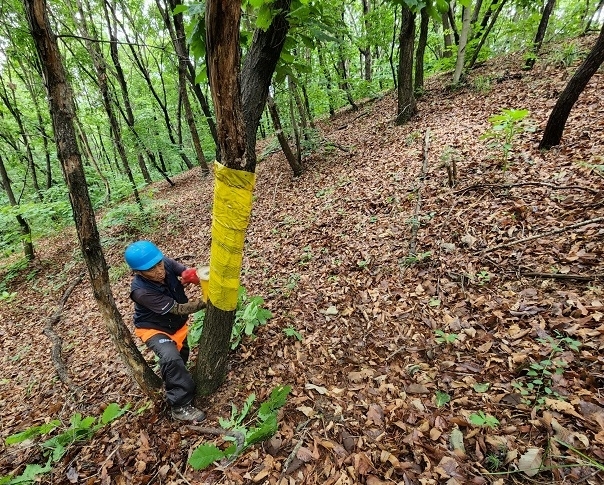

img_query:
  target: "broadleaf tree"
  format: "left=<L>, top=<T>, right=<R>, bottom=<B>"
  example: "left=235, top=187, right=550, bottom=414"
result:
left=193, top=0, right=292, bottom=396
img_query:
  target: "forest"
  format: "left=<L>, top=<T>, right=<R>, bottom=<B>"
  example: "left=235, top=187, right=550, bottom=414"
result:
left=1, top=0, right=604, bottom=483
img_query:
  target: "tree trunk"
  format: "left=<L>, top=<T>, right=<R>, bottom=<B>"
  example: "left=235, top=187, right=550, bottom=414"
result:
left=115, top=2, right=194, bottom=170
left=158, top=0, right=219, bottom=158
left=415, top=7, right=429, bottom=92
left=288, top=75, right=309, bottom=140
left=23, top=0, right=162, bottom=395
left=103, top=0, right=152, bottom=184
left=0, top=154, right=34, bottom=261
left=179, top=67, right=210, bottom=173
left=540, top=24, right=604, bottom=149
left=195, top=0, right=291, bottom=397
left=361, top=0, right=372, bottom=81
left=525, top=0, right=556, bottom=69
left=442, top=12, right=453, bottom=58
left=318, top=47, right=336, bottom=117
left=73, top=0, right=142, bottom=207
left=453, top=3, right=472, bottom=84
left=467, top=0, right=508, bottom=69
left=396, top=5, right=416, bottom=125
left=267, top=94, right=303, bottom=177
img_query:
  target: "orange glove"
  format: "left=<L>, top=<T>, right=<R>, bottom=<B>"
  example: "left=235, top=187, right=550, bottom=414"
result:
left=180, top=268, right=200, bottom=285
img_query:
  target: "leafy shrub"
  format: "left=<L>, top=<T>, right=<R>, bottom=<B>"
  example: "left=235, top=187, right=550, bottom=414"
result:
left=188, top=285, right=272, bottom=349
left=188, top=385, right=291, bottom=470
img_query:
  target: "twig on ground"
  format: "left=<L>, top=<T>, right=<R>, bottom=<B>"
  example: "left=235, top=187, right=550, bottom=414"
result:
left=483, top=216, right=604, bottom=253
left=171, top=462, right=192, bottom=485
left=520, top=272, right=602, bottom=281
left=455, top=181, right=599, bottom=195
left=43, top=272, right=85, bottom=395
left=408, top=129, right=430, bottom=257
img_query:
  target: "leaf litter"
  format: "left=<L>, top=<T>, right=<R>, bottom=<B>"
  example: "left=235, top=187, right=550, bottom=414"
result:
left=1, top=43, right=603, bottom=483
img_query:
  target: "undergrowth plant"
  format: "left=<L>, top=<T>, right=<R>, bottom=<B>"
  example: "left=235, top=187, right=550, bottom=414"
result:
left=188, top=385, right=291, bottom=471
left=481, top=108, right=535, bottom=170
left=188, top=286, right=272, bottom=349
left=512, top=333, right=581, bottom=407
left=1, top=403, right=129, bottom=484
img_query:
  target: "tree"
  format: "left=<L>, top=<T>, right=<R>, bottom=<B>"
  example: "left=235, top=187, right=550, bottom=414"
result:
left=396, top=4, right=416, bottom=124
left=453, top=1, right=472, bottom=83
left=524, top=0, right=556, bottom=69
left=466, top=0, right=508, bottom=70
left=22, top=0, right=162, bottom=395
left=539, top=23, right=604, bottom=149
left=194, top=0, right=292, bottom=396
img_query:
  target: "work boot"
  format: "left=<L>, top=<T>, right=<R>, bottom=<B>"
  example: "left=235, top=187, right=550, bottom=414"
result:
left=171, top=403, right=206, bottom=422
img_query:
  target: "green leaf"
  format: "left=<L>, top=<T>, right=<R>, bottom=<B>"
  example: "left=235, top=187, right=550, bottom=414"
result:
left=5, top=421, right=60, bottom=445
left=435, top=391, right=451, bottom=407
left=258, top=385, right=291, bottom=421
left=473, top=383, right=490, bottom=393
left=172, top=4, right=188, bottom=15
left=246, top=414, right=278, bottom=445
left=9, top=459, right=52, bottom=483
left=188, top=444, right=226, bottom=470
left=100, top=403, right=129, bottom=424
left=256, top=4, right=274, bottom=30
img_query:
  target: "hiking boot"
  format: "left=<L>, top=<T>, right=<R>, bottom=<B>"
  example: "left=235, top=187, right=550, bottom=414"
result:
left=171, top=404, right=206, bottom=422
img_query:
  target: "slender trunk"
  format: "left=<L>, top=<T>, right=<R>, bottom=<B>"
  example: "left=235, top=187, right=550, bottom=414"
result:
left=525, top=0, right=556, bottom=69
left=288, top=75, right=309, bottom=140
left=467, top=0, right=508, bottom=69
left=442, top=12, right=453, bottom=57
left=361, top=0, right=372, bottom=81
left=23, top=0, right=162, bottom=394
left=115, top=4, right=193, bottom=170
left=390, top=5, right=399, bottom=89
left=453, top=3, right=472, bottom=83
left=318, top=47, right=336, bottom=117
left=584, top=0, right=604, bottom=34
left=267, top=95, right=302, bottom=176
left=75, top=119, right=111, bottom=204
left=0, top=154, right=34, bottom=261
left=73, top=0, right=141, bottom=207
left=415, top=8, right=429, bottom=92
left=179, top=67, right=210, bottom=173
left=103, top=0, right=152, bottom=184
left=288, top=88, right=302, bottom=164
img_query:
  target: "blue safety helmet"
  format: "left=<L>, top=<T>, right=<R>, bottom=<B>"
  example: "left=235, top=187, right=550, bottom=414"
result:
left=124, top=240, right=163, bottom=271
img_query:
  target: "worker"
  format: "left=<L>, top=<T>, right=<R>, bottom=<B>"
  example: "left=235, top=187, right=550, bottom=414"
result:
left=124, top=240, right=206, bottom=422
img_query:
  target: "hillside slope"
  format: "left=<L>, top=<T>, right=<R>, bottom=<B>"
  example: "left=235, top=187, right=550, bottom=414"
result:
left=1, top=39, right=603, bottom=484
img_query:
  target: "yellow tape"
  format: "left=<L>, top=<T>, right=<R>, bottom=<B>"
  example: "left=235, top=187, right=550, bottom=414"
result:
left=209, top=161, right=256, bottom=311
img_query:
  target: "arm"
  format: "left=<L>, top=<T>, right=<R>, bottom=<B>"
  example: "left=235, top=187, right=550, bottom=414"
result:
left=169, top=299, right=206, bottom=315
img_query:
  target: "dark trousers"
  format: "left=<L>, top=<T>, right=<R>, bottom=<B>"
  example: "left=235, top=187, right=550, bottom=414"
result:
left=146, top=334, right=195, bottom=408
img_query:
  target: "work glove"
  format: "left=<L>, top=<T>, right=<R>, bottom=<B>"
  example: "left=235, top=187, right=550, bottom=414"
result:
left=180, top=268, right=200, bottom=285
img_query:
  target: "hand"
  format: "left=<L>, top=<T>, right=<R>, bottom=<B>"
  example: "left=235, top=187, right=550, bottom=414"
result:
left=180, top=268, right=200, bottom=285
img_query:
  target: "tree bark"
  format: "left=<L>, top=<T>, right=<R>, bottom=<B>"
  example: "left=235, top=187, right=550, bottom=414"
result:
left=540, top=23, right=604, bottom=149
left=22, top=0, right=162, bottom=395
left=525, top=0, right=556, bottom=69
left=442, top=12, right=453, bottom=57
left=396, top=5, right=416, bottom=125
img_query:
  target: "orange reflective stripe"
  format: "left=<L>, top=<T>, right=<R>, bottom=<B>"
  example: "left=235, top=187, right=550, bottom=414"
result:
left=134, top=323, right=188, bottom=351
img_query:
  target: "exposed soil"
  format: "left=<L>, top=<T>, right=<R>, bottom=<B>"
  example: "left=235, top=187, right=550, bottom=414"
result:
left=1, top=38, right=603, bottom=484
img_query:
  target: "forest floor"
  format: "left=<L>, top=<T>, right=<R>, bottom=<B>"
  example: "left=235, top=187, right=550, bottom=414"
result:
left=1, top=36, right=604, bottom=485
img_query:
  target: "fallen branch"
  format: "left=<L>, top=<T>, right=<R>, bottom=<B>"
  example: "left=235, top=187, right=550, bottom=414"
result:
left=520, top=272, right=602, bottom=281
left=455, top=181, right=599, bottom=195
left=408, top=129, right=430, bottom=256
left=43, top=273, right=85, bottom=395
left=483, top=216, right=604, bottom=253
